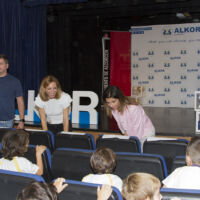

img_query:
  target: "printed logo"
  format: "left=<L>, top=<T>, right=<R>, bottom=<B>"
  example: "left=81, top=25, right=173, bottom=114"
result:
left=164, top=63, right=170, bottom=67
left=164, top=100, right=170, bottom=104
left=164, top=75, right=170, bottom=80
left=181, top=88, right=187, bottom=92
left=133, top=51, right=139, bottom=56
left=148, top=88, right=154, bottom=92
left=164, top=88, right=170, bottom=92
left=164, top=50, right=170, bottom=55
left=148, top=100, right=154, bottom=104
left=180, top=63, right=187, bottom=67
left=148, top=75, right=154, bottom=80
left=148, top=50, right=154, bottom=55
left=148, top=63, right=154, bottom=68
left=187, top=94, right=194, bottom=97
left=162, top=28, right=172, bottom=35
left=180, top=50, right=187, bottom=54
left=180, top=75, right=187, bottom=80
left=181, top=100, right=187, bottom=105
left=132, top=64, right=139, bottom=68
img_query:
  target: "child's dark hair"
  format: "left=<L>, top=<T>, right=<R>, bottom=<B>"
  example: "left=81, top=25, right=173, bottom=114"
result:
left=1, top=129, right=29, bottom=160
left=17, top=181, right=57, bottom=200
left=186, top=136, right=200, bottom=165
left=90, top=147, right=117, bottom=174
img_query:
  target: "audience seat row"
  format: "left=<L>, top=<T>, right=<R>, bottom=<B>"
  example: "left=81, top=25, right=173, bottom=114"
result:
left=1, top=169, right=200, bottom=200
left=0, top=128, right=187, bottom=181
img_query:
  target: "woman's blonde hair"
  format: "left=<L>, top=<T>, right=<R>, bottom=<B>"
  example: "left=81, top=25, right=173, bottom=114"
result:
left=39, top=75, right=62, bottom=101
left=102, top=85, right=138, bottom=117
left=122, top=173, right=161, bottom=200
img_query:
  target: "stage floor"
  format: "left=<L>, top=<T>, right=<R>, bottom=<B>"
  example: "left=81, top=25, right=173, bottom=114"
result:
left=72, top=107, right=196, bottom=137
left=22, top=107, right=197, bottom=137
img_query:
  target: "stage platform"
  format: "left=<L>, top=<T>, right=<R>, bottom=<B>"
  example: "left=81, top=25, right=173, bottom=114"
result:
left=21, top=107, right=197, bottom=137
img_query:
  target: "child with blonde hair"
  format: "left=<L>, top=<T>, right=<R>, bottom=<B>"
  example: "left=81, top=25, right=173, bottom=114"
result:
left=122, top=172, right=162, bottom=200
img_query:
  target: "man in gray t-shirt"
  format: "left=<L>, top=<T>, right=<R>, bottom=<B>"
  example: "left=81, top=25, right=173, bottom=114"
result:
left=0, top=54, right=25, bottom=129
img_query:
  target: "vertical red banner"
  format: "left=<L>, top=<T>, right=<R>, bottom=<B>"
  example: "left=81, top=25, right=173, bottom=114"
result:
left=110, top=31, right=131, bottom=96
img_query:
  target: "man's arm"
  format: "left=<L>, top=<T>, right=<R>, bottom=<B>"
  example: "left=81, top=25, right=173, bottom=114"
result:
left=16, top=96, right=25, bottom=129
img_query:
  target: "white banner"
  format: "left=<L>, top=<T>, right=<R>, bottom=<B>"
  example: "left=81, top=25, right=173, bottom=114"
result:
left=131, top=23, right=200, bottom=108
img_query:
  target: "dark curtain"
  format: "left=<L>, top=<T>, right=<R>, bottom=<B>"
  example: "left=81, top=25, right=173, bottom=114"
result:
left=23, top=0, right=87, bottom=7
left=0, top=0, right=47, bottom=106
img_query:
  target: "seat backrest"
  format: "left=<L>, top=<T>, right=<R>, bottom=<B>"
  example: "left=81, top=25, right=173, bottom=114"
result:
left=114, top=152, right=168, bottom=181
left=0, top=169, right=44, bottom=200
left=171, top=155, right=186, bottom=172
left=160, top=188, right=200, bottom=200
left=58, top=179, right=122, bottom=200
left=26, top=129, right=54, bottom=152
left=96, top=135, right=141, bottom=153
left=51, top=148, right=94, bottom=181
left=55, top=132, right=96, bottom=150
left=24, top=145, right=53, bottom=182
left=143, top=139, right=188, bottom=173
left=0, top=128, right=14, bottom=141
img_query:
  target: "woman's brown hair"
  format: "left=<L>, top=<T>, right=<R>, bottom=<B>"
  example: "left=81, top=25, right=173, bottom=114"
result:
left=39, top=75, right=62, bottom=101
left=103, top=85, right=138, bottom=117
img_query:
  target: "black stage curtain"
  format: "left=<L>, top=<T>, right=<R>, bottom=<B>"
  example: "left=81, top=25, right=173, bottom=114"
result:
left=23, top=0, right=87, bottom=7
left=0, top=0, right=47, bottom=106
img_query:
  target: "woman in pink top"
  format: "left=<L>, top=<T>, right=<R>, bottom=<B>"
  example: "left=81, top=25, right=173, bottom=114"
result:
left=103, top=86, right=155, bottom=143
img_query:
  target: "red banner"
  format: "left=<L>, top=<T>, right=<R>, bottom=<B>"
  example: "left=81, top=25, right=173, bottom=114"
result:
left=110, top=31, right=131, bottom=96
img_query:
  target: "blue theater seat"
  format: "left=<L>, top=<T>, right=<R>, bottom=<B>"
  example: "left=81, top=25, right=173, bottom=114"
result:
left=51, top=148, right=94, bottom=180
left=58, top=179, right=122, bottom=200
left=143, top=138, right=188, bottom=173
left=0, top=169, right=44, bottom=200
left=161, top=187, right=200, bottom=200
left=55, top=132, right=96, bottom=150
left=171, top=155, right=186, bottom=172
left=96, top=134, right=141, bottom=153
left=25, top=128, right=55, bottom=152
left=24, top=144, right=53, bottom=182
left=0, top=127, right=14, bottom=141
left=115, top=152, right=168, bottom=181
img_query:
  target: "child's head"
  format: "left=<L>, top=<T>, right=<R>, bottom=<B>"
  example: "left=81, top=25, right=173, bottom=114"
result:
left=90, top=147, right=117, bottom=174
left=17, top=181, right=57, bottom=200
left=1, top=130, right=29, bottom=160
left=122, top=173, right=162, bottom=200
left=186, top=136, right=200, bottom=166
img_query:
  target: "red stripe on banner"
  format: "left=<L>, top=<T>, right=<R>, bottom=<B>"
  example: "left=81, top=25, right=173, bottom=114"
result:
left=110, top=31, right=131, bottom=96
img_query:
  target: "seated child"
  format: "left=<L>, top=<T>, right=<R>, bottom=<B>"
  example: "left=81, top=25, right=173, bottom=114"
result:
left=162, top=136, right=200, bottom=189
left=0, top=129, right=46, bottom=175
left=17, top=178, right=112, bottom=200
left=122, top=172, right=162, bottom=200
left=17, top=177, right=67, bottom=200
left=82, top=147, right=123, bottom=192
